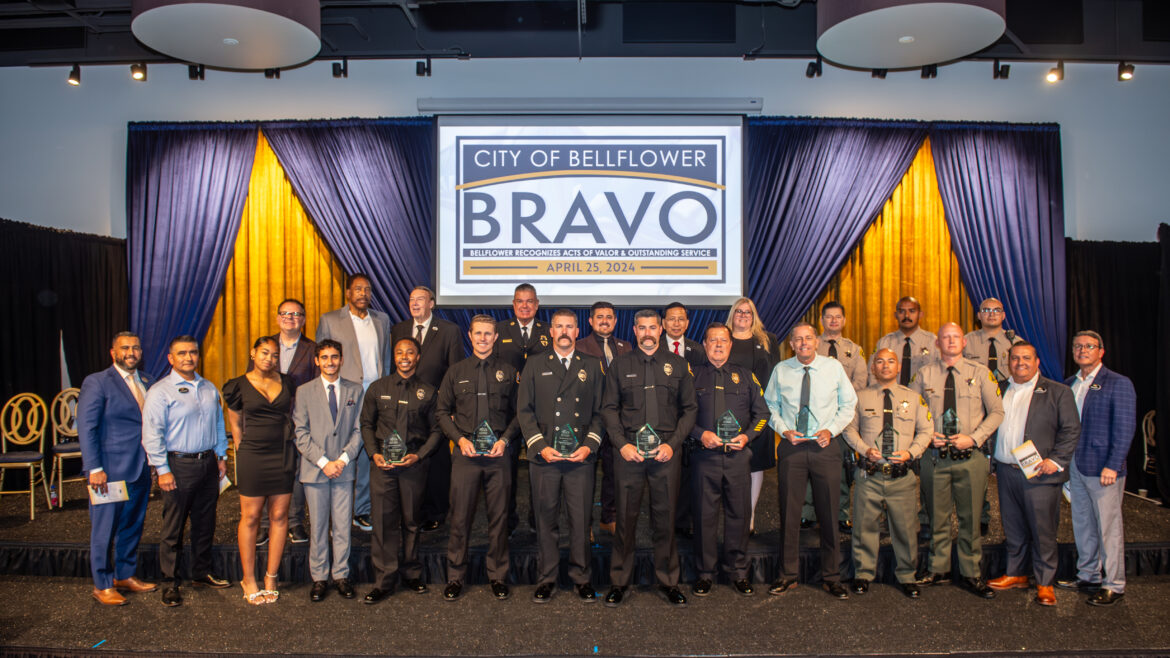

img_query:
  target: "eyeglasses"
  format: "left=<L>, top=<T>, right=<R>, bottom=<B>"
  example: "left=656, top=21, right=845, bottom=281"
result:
left=733, top=309, right=753, bottom=316
left=1072, top=344, right=1100, bottom=352
left=277, top=311, right=305, bottom=318
left=979, top=308, right=1004, bottom=314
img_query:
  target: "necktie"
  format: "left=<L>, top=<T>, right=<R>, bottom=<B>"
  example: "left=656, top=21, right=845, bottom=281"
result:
left=127, top=374, right=144, bottom=410
left=602, top=336, right=614, bottom=366
left=988, top=339, right=998, bottom=376
left=900, top=337, right=912, bottom=386
left=521, top=326, right=529, bottom=345
left=644, top=356, right=659, bottom=430
left=714, top=368, right=727, bottom=419
left=828, top=339, right=838, bottom=359
left=562, top=357, right=570, bottom=371
left=943, top=366, right=957, bottom=432
left=796, top=366, right=811, bottom=436
left=673, top=340, right=681, bottom=355
left=328, top=383, right=338, bottom=422
left=476, top=361, right=489, bottom=425
left=881, top=388, right=895, bottom=456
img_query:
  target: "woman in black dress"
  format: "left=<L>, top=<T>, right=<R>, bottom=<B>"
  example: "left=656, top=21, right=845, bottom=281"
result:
left=724, top=297, right=781, bottom=533
left=224, top=336, right=296, bottom=605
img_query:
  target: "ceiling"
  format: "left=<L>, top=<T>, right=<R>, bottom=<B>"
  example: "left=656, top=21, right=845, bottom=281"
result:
left=1, top=0, right=1167, bottom=70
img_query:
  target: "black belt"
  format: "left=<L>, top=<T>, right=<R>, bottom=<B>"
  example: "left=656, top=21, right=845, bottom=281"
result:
left=168, top=450, right=216, bottom=460
left=997, top=460, right=1021, bottom=470
left=860, top=458, right=912, bottom=478
left=935, top=446, right=974, bottom=461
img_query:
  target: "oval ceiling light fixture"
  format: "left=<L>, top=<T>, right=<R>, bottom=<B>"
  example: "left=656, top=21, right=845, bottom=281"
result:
left=131, top=0, right=320, bottom=71
left=817, top=1, right=1005, bottom=71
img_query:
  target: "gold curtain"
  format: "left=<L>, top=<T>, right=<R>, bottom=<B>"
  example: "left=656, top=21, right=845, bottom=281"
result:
left=200, top=131, right=347, bottom=386
left=798, top=137, right=974, bottom=358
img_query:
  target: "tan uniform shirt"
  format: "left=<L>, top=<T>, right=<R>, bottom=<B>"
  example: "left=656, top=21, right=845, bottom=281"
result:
left=817, top=334, right=867, bottom=392
left=962, top=328, right=1022, bottom=380
left=844, top=384, right=932, bottom=459
left=872, top=327, right=937, bottom=385
left=910, top=358, right=1004, bottom=447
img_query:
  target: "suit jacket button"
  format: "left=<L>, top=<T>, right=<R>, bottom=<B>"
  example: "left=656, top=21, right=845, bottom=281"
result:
left=556, top=397, right=562, bottom=402
left=555, top=412, right=560, bottom=416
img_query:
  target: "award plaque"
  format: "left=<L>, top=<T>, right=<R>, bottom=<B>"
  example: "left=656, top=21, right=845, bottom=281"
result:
left=635, top=424, right=661, bottom=457
left=473, top=420, right=497, bottom=455
left=715, top=410, right=742, bottom=445
left=879, top=426, right=900, bottom=459
left=941, top=408, right=960, bottom=438
left=552, top=424, right=579, bottom=458
left=382, top=430, right=406, bottom=464
left=795, top=406, right=818, bottom=439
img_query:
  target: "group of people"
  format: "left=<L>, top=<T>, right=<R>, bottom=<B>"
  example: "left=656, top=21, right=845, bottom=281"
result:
left=76, top=278, right=1136, bottom=611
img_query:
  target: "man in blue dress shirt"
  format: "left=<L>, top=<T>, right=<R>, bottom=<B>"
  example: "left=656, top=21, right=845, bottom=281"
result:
left=764, top=322, right=857, bottom=599
left=141, top=335, right=231, bottom=606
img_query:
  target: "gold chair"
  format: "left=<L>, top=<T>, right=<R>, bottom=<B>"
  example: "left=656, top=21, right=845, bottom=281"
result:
left=50, top=388, right=83, bottom=507
left=1143, top=410, right=1156, bottom=476
left=0, top=393, right=52, bottom=520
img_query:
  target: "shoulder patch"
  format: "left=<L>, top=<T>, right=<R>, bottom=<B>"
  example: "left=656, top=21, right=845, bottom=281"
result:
left=988, top=371, right=997, bottom=383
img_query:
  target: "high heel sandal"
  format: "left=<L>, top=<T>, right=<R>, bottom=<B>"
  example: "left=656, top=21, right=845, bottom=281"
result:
left=242, top=582, right=266, bottom=606
left=262, top=572, right=280, bottom=603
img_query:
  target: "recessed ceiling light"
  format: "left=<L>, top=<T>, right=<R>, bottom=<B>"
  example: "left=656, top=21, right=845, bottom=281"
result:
left=223, top=37, right=239, bottom=46
left=898, top=35, right=915, bottom=44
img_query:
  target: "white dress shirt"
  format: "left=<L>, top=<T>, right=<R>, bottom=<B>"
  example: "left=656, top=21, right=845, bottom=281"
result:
left=413, top=314, right=433, bottom=345
left=350, top=310, right=380, bottom=389
left=314, top=375, right=353, bottom=470
left=996, top=372, right=1039, bottom=464
left=1070, top=362, right=1102, bottom=417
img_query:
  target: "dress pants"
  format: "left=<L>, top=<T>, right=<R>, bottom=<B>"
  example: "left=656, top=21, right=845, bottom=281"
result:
left=89, top=467, right=151, bottom=590
left=691, top=447, right=751, bottom=580
left=351, top=450, right=372, bottom=517
left=802, top=455, right=851, bottom=523
left=997, top=462, right=1062, bottom=586
left=447, top=452, right=511, bottom=583
left=921, top=453, right=988, bottom=577
left=530, top=458, right=595, bottom=586
left=421, top=445, right=451, bottom=525
left=851, top=470, right=919, bottom=583
left=599, top=438, right=616, bottom=525
left=777, top=439, right=841, bottom=582
left=159, top=453, right=220, bottom=585
left=1069, top=457, right=1127, bottom=592
left=370, top=460, right=428, bottom=589
left=303, top=478, right=354, bottom=582
left=610, top=455, right=681, bottom=588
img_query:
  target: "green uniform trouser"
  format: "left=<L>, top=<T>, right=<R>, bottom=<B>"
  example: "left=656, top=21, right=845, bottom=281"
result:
left=803, top=460, right=851, bottom=523
left=851, top=469, right=919, bottom=583
left=919, top=452, right=988, bottom=577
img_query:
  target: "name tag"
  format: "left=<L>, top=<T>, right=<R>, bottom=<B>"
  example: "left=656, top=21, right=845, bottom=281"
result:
left=398, top=400, right=408, bottom=405
left=379, top=395, right=393, bottom=400
left=502, top=339, right=513, bottom=343
left=540, top=371, right=553, bottom=376
left=457, top=380, right=470, bottom=384
left=625, top=373, right=638, bottom=378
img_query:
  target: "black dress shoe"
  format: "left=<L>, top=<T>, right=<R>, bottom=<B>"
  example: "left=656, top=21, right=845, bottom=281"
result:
left=363, top=587, right=392, bottom=604
left=421, top=520, right=442, bottom=533
left=799, top=518, right=815, bottom=529
left=823, top=581, right=849, bottom=599
left=733, top=579, right=754, bottom=596
left=768, top=578, right=797, bottom=595
left=960, top=577, right=996, bottom=599
left=161, top=586, right=182, bottom=607
left=289, top=525, right=310, bottom=544
left=1056, top=578, right=1100, bottom=592
left=310, top=581, right=329, bottom=602
left=577, top=583, right=597, bottom=602
left=917, top=572, right=951, bottom=586
left=255, top=527, right=270, bottom=547
left=851, top=579, right=869, bottom=594
left=604, top=586, right=627, bottom=607
left=980, top=522, right=990, bottom=537
left=192, top=574, right=230, bottom=589
left=533, top=583, right=555, bottom=603
left=900, top=583, right=921, bottom=599
left=352, top=514, right=373, bottom=532
left=490, top=580, right=510, bottom=600
left=658, top=585, right=687, bottom=606
left=1087, top=589, right=1124, bottom=606
left=692, top=579, right=712, bottom=596
left=336, top=578, right=355, bottom=599
left=402, top=578, right=427, bottom=594
left=675, top=527, right=693, bottom=539
left=838, top=520, right=853, bottom=535
left=443, top=581, right=463, bottom=601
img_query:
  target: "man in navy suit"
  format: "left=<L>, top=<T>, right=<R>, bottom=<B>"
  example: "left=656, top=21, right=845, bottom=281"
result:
left=1060, top=330, right=1137, bottom=606
left=77, top=331, right=157, bottom=605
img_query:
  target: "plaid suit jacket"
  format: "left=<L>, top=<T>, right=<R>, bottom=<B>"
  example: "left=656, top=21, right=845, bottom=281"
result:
left=1065, top=365, right=1137, bottom=477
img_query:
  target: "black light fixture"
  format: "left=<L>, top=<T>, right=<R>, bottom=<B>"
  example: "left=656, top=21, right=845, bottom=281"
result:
left=920, top=63, right=937, bottom=79
left=871, top=68, right=887, bottom=79
left=416, top=58, right=432, bottom=77
left=332, top=57, right=348, bottom=78
left=805, top=56, right=822, bottom=78
left=188, top=64, right=205, bottom=80
left=67, top=64, right=81, bottom=86
left=264, top=68, right=280, bottom=79
left=1046, top=60, right=1063, bottom=83
left=993, top=58, right=1010, bottom=80
left=130, top=62, right=147, bottom=81
left=1118, top=62, right=1134, bottom=81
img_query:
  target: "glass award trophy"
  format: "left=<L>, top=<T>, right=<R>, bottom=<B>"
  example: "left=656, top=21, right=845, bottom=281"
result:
left=473, top=420, right=497, bottom=455
left=553, top=424, right=579, bottom=458
left=715, top=410, right=742, bottom=445
left=635, top=424, right=661, bottom=457
left=879, top=426, right=899, bottom=460
left=941, top=408, right=959, bottom=438
left=382, top=430, right=406, bottom=464
left=795, top=406, right=818, bottom=440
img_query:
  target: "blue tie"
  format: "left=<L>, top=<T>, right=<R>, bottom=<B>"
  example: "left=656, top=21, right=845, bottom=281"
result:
left=328, top=384, right=338, bottom=422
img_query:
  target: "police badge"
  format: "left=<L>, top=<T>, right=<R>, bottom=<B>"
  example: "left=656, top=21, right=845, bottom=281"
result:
left=920, top=347, right=930, bottom=355
left=416, top=388, right=425, bottom=400
left=539, top=335, right=549, bottom=347
left=663, top=362, right=673, bottom=376
left=495, top=370, right=504, bottom=382
left=730, top=372, right=740, bottom=384
left=577, top=369, right=587, bottom=382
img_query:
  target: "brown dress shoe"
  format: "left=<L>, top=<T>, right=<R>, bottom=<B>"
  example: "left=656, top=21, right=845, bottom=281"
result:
left=1035, top=585, right=1056, bottom=606
left=988, top=575, right=1029, bottom=590
left=599, top=521, right=616, bottom=534
left=93, top=587, right=128, bottom=606
left=114, top=577, right=158, bottom=593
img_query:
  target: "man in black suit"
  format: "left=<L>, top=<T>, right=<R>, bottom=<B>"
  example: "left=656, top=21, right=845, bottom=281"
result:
left=575, top=301, right=632, bottom=535
left=493, top=283, right=551, bottom=531
left=987, top=342, right=1081, bottom=606
left=390, top=285, right=466, bottom=531
left=657, top=301, right=707, bottom=537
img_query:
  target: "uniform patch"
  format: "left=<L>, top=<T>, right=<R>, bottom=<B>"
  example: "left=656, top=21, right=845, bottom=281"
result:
left=578, top=369, right=587, bottom=382
left=731, top=372, right=740, bottom=384
left=663, top=362, right=673, bottom=376
left=988, top=371, right=997, bottom=383
left=416, top=388, right=425, bottom=400
left=495, top=370, right=504, bottom=382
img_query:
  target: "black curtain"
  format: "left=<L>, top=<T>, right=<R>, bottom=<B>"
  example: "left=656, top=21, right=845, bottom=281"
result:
left=1065, top=238, right=1161, bottom=498
left=0, top=219, right=129, bottom=405
left=1157, top=225, right=1170, bottom=503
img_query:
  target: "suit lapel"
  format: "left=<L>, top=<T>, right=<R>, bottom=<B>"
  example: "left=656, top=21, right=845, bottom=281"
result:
left=290, top=337, right=312, bottom=377
left=107, top=367, right=142, bottom=414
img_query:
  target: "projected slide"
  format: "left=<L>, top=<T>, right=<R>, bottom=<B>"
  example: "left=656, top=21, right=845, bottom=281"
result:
left=436, top=116, right=743, bottom=306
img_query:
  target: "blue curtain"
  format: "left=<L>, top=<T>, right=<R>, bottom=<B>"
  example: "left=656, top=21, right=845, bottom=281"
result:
left=929, top=123, right=1066, bottom=377
left=744, top=118, right=928, bottom=335
left=126, top=122, right=258, bottom=376
left=261, top=119, right=435, bottom=323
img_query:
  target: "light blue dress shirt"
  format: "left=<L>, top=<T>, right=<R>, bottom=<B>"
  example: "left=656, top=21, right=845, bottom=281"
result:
left=141, top=371, right=229, bottom=475
left=764, top=354, right=857, bottom=437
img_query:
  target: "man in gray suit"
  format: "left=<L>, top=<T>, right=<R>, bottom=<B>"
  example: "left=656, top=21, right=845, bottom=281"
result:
left=315, top=273, right=392, bottom=532
left=293, top=339, right=365, bottom=602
